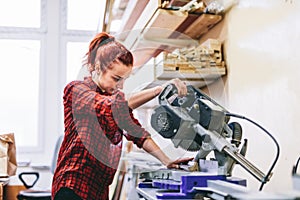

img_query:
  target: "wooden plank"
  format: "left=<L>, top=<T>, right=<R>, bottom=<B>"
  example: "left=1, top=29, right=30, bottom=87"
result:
left=0, top=182, right=2, bottom=200
left=183, top=14, right=222, bottom=39
left=143, top=9, right=188, bottom=39
left=171, top=14, right=199, bottom=38
left=131, top=9, right=188, bottom=67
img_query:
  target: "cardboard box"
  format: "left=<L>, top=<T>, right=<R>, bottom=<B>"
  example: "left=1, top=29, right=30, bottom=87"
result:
left=4, top=185, right=26, bottom=200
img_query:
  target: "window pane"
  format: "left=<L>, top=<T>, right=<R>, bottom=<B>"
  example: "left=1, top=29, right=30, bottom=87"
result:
left=66, top=42, right=90, bottom=83
left=0, top=0, right=40, bottom=28
left=67, top=0, right=106, bottom=31
left=0, top=39, right=40, bottom=147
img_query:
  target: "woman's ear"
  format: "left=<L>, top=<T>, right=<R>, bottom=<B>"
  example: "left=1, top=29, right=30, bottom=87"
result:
left=95, top=63, right=101, bottom=75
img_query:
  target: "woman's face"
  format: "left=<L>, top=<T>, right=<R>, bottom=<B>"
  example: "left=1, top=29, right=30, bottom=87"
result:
left=98, top=61, right=132, bottom=94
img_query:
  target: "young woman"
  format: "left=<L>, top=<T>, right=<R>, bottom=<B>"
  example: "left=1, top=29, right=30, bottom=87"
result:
left=51, top=32, right=192, bottom=200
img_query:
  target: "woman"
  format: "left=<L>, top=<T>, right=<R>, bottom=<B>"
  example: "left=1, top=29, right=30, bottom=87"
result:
left=52, top=32, right=192, bottom=200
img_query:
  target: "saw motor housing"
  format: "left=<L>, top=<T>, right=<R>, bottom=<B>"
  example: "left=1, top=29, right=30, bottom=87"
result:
left=151, top=84, right=231, bottom=152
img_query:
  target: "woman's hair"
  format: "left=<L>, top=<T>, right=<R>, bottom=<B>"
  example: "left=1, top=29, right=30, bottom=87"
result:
left=84, top=32, right=134, bottom=74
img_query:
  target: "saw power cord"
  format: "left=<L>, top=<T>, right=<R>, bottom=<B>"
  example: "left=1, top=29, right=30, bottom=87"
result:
left=225, top=112, right=280, bottom=191
left=292, top=156, right=300, bottom=175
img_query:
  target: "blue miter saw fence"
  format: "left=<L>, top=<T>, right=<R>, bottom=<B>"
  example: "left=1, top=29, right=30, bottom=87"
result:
left=150, top=84, right=270, bottom=184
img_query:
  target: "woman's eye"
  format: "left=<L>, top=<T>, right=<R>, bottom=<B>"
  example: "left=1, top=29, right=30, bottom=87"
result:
left=113, top=77, right=121, bottom=82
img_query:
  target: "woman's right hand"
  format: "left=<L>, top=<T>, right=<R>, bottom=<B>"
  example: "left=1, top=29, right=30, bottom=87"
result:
left=166, top=157, right=194, bottom=169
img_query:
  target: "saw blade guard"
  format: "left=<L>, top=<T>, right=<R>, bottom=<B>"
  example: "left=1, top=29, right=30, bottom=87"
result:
left=151, top=83, right=231, bottom=151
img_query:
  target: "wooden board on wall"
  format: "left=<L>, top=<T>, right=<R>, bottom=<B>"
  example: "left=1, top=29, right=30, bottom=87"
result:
left=183, top=14, right=222, bottom=39
left=143, top=8, right=188, bottom=39
left=132, top=8, right=188, bottom=67
left=120, top=3, right=223, bottom=69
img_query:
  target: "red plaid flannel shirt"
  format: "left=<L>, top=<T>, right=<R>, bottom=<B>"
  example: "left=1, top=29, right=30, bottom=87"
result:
left=52, top=77, right=150, bottom=200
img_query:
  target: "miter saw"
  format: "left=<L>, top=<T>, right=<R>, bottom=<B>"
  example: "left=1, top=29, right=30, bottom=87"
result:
left=150, top=84, right=268, bottom=181
left=137, top=84, right=275, bottom=199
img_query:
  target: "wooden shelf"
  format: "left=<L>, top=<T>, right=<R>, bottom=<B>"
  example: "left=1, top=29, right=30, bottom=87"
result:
left=116, top=6, right=222, bottom=68
left=152, top=64, right=226, bottom=88
left=110, top=1, right=225, bottom=88
left=156, top=67, right=226, bottom=79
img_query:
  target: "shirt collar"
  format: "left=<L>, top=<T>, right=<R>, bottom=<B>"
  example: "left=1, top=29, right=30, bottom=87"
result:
left=84, top=76, right=108, bottom=95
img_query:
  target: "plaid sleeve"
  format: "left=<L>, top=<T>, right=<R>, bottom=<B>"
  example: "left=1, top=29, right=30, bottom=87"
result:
left=64, top=82, right=150, bottom=147
left=110, top=92, right=151, bottom=148
left=64, top=81, right=121, bottom=144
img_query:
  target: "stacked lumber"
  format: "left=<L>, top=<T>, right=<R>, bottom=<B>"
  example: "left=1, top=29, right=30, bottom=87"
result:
left=162, top=38, right=225, bottom=74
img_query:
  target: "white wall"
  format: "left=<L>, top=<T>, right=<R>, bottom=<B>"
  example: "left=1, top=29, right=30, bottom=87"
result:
left=204, top=0, right=300, bottom=192
left=124, top=0, right=300, bottom=193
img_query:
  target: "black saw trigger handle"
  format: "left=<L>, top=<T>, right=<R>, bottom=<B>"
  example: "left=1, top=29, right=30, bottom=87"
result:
left=158, top=84, right=178, bottom=105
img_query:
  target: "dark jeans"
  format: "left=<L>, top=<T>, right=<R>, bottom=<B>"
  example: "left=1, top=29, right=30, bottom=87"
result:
left=54, top=187, right=82, bottom=200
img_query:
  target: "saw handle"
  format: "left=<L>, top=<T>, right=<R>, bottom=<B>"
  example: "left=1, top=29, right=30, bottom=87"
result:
left=158, top=84, right=178, bottom=105
left=158, top=84, right=195, bottom=106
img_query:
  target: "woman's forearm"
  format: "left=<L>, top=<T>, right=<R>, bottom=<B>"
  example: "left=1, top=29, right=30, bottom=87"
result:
left=127, top=86, right=163, bottom=109
left=142, top=137, right=171, bottom=166
left=127, top=78, right=187, bottom=109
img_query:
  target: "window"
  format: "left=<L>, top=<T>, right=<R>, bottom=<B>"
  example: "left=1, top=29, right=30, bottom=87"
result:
left=0, top=0, right=46, bottom=151
left=0, top=40, right=40, bottom=147
left=0, top=0, right=41, bottom=28
left=0, top=0, right=106, bottom=162
left=66, top=0, right=104, bottom=31
left=61, top=0, right=106, bottom=85
left=66, top=42, right=90, bottom=83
